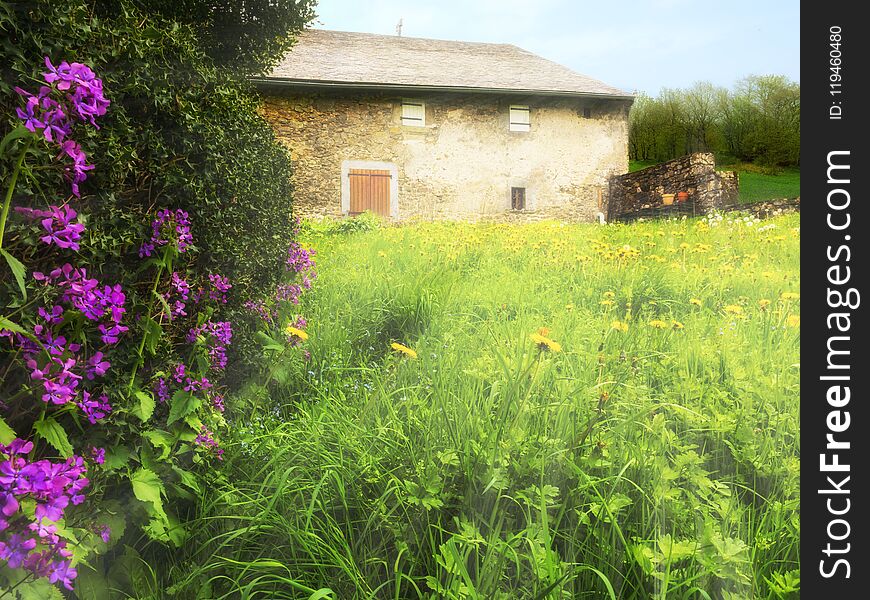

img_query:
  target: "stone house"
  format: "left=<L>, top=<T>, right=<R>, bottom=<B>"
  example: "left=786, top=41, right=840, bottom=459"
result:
left=254, top=29, right=634, bottom=221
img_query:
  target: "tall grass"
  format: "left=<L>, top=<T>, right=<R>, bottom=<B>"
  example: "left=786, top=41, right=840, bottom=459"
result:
left=153, top=215, right=800, bottom=599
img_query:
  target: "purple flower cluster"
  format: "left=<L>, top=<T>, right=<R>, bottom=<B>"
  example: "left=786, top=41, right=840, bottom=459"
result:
left=206, top=273, right=232, bottom=304
left=286, top=242, right=316, bottom=275
left=194, top=426, right=224, bottom=461
left=40, top=205, right=85, bottom=250
left=139, top=209, right=193, bottom=257
left=153, top=377, right=170, bottom=403
left=15, top=57, right=109, bottom=197
left=14, top=205, right=84, bottom=251
left=243, top=299, right=275, bottom=324
left=186, top=321, right=233, bottom=371
left=164, top=272, right=191, bottom=318
left=9, top=265, right=125, bottom=409
left=32, top=264, right=127, bottom=344
left=77, top=391, right=112, bottom=424
left=0, top=439, right=89, bottom=590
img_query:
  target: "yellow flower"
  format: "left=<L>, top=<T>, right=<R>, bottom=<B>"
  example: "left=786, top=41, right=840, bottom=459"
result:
left=724, top=305, right=744, bottom=315
left=600, top=299, right=614, bottom=307
left=530, top=332, right=562, bottom=353
left=603, top=291, right=615, bottom=299
left=536, top=327, right=550, bottom=337
left=786, top=315, right=800, bottom=328
left=672, top=321, right=684, bottom=330
left=689, top=298, right=702, bottom=307
left=377, top=251, right=387, bottom=258
left=758, top=299, right=771, bottom=309
left=649, top=320, right=668, bottom=329
left=390, top=342, right=418, bottom=359
left=611, top=320, right=629, bottom=332
left=284, top=325, right=309, bottom=341
left=781, top=292, right=800, bottom=301
left=565, top=303, right=575, bottom=312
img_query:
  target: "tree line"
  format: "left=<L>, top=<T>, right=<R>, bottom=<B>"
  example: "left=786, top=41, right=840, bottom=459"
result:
left=629, top=75, right=800, bottom=167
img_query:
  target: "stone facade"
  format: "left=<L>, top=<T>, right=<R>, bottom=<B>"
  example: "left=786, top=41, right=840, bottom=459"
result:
left=259, top=90, right=631, bottom=222
left=607, top=153, right=738, bottom=221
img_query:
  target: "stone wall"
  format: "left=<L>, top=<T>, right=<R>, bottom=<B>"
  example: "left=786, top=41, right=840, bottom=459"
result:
left=607, top=153, right=738, bottom=221
left=259, top=89, right=630, bottom=222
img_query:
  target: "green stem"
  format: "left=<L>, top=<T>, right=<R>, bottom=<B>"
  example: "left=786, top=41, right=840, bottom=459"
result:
left=0, top=138, right=33, bottom=251
left=128, top=263, right=165, bottom=391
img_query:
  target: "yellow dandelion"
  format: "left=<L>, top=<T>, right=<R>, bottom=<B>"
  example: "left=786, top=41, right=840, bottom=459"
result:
left=377, top=251, right=387, bottom=258
left=724, top=305, right=744, bottom=315
left=565, top=303, right=575, bottom=312
left=284, top=325, right=309, bottom=341
left=611, top=320, right=629, bottom=332
left=689, top=298, right=702, bottom=307
left=603, top=291, right=616, bottom=299
left=600, top=299, right=614, bottom=307
left=672, top=321, right=684, bottom=330
left=649, top=319, right=669, bottom=329
left=390, top=342, right=418, bottom=359
left=758, top=299, right=771, bottom=310
left=781, top=292, right=800, bottom=301
left=530, top=332, right=562, bottom=353
left=786, top=315, right=800, bottom=328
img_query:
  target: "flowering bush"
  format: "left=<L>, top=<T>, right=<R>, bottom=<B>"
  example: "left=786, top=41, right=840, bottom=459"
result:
left=0, top=49, right=315, bottom=594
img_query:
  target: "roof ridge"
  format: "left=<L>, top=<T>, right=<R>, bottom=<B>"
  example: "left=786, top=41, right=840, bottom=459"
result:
left=303, top=27, right=518, bottom=48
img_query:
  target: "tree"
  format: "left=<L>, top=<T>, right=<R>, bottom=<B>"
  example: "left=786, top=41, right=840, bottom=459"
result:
left=102, top=0, right=318, bottom=74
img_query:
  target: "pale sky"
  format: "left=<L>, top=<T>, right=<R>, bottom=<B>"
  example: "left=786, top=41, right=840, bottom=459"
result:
left=310, top=0, right=800, bottom=95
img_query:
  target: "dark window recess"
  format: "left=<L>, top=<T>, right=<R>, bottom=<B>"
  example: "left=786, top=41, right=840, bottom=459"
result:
left=511, top=187, right=526, bottom=210
left=583, top=107, right=592, bottom=118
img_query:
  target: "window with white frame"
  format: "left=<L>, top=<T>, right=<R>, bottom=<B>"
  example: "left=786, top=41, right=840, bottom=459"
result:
left=401, top=99, right=425, bottom=126
left=509, top=105, right=531, bottom=132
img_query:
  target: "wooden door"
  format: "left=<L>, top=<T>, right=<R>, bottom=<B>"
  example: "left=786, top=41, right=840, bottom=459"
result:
left=349, top=169, right=391, bottom=216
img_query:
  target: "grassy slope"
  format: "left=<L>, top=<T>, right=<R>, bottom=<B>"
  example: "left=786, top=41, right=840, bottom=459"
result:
left=176, top=216, right=802, bottom=599
left=629, top=160, right=801, bottom=204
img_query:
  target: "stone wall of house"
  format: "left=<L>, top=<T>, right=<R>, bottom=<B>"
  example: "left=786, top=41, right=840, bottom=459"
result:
left=259, top=90, right=630, bottom=221
left=607, top=153, right=738, bottom=221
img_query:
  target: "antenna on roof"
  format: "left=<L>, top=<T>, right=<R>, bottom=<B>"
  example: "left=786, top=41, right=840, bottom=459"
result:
left=396, top=18, right=403, bottom=36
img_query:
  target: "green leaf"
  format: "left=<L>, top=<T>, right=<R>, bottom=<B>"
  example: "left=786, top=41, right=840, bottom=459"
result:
left=0, top=314, right=26, bottom=335
left=143, top=429, right=174, bottom=460
left=0, top=415, right=16, bottom=445
left=74, top=566, right=112, bottom=600
left=0, top=249, right=27, bottom=300
left=142, top=316, right=163, bottom=355
left=0, top=124, right=32, bottom=155
left=132, top=390, right=156, bottom=422
left=13, top=575, right=65, bottom=600
left=172, top=466, right=201, bottom=493
left=34, top=417, right=73, bottom=458
left=103, top=445, right=132, bottom=471
left=153, top=289, right=174, bottom=322
left=167, top=390, right=201, bottom=425
left=130, top=468, right=167, bottom=521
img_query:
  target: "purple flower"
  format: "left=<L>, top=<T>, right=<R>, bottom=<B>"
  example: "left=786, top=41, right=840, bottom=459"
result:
left=97, top=524, right=111, bottom=543
left=77, top=391, right=111, bottom=424
left=212, top=394, right=225, bottom=413
left=173, top=363, right=186, bottom=383
left=86, top=351, right=110, bottom=379
left=153, top=377, right=170, bottom=403
left=207, top=273, right=231, bottom=304
left=142, top=209, right=193, bottom=256
left=194, top=426, right=224, bottom=461
left=38, top=305, right=65, bottom=325
left=90, top=447, right=105, bottom=465
left=48, top=559, right=78, bottom=590
left=0, top=533, right=37, bottom=569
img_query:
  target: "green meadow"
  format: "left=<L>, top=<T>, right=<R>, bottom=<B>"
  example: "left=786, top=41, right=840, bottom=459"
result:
left=158, top=214, right=801, bottom=599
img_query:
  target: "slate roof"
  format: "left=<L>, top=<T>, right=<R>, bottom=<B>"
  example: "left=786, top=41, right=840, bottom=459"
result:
left=256, top=29, right=631, bottom=99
